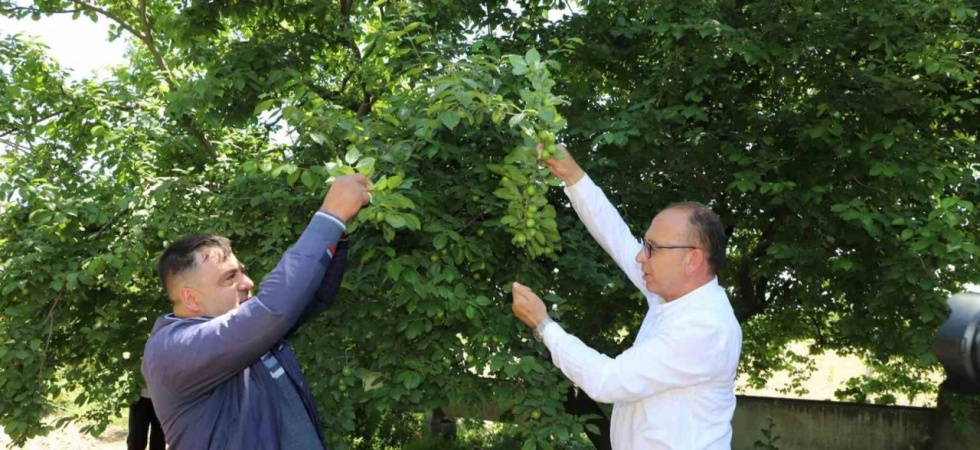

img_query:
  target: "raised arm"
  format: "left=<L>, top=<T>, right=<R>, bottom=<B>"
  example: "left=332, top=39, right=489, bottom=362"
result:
left=287, top=236, right=351, bottom=338
left=144, top=175, right=369, bottom=398
left=543, top=145, right=650, bottom=296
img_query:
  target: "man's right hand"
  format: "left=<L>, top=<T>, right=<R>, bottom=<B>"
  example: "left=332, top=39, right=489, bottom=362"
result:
left=538, top=143, right=586, bottom=187
left=511, top=282, right=549, bottom=329
left=320, top=174, right=371, bottom=223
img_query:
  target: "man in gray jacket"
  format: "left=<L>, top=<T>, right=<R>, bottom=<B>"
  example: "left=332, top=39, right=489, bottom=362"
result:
left=142, top=174, right=371, bottom=450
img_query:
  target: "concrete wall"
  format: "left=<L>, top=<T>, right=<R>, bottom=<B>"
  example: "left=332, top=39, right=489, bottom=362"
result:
left=733, top=395, right=978, bottom=450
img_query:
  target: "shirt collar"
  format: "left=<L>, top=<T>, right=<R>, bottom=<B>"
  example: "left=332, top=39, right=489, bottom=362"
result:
left=655, top=277, right=721, bottom=315
left=163, top=313, right=212, bottom=322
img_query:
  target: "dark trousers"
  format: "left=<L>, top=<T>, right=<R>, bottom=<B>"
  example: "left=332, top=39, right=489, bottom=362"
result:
left=127, top=396, right=166, bottom=450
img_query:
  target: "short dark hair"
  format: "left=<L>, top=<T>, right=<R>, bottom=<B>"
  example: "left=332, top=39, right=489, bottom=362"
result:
left=157, top=234, right=233, bottom=298
left=665, top=202, right=727, bottom=275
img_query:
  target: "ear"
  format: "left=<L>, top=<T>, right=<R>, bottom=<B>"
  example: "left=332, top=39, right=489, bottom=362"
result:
left=177, top=286, right=202, bottom=313
left=685, top=249, right=705, bottom=275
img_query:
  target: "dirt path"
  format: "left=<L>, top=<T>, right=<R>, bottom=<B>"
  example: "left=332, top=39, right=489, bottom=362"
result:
left=0, top=422, right=127, bottom=450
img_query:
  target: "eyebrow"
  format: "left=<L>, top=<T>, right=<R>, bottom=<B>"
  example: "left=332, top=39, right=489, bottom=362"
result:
left=220, top=262, right=245, bottom=281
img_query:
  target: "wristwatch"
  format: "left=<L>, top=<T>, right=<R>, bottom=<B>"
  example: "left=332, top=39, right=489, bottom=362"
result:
left=533, top=316, right=555, bottom=343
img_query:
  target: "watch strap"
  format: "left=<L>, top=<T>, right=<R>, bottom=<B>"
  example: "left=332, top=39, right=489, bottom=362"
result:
left=533, top=316, right=555, bottom=342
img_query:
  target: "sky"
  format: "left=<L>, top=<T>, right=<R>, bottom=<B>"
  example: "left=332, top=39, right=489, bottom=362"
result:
left=0, top=12, right=129, bottom=78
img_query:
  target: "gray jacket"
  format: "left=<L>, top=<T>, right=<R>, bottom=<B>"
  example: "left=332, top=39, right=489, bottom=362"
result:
left=142, top=213, right=346, bottom=450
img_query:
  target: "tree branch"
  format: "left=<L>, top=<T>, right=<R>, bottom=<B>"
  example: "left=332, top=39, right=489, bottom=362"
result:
left=0, top=111, right=64, bottom=139
left=808, top=305, right=825, bottom=347
left=72, top=1, right=146, bottom=42
left=356, top=85, right=373, bottom=117
left=70, top=0, right=213, bottom=156
left=135, top=0, right=174, bottom=87
left=0, top=136, right=33, bottom=155
left=37, top=293, right=63, bottom=381
left=88, top=208, right=129, bottom=241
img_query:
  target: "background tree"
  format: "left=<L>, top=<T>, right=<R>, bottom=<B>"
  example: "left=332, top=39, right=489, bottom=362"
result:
left=1, top=0, right=978, bottom=448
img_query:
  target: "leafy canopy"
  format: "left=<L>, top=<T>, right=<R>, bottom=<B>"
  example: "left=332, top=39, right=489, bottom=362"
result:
left=1, top=0, right=978, bottom=448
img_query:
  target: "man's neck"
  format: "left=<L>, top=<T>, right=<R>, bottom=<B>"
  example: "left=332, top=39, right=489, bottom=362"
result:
left=664, top=274, right=715, bottom=302
left=172, top=307, right=201, bottom=319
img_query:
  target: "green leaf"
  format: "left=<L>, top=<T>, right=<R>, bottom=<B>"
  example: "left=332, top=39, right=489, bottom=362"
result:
left=386, top=260, right=403, bottom=279
left=494, top=188, right=516, bottom=200
left=356, top=157, right=376, bottom=176
left=433, top=234, right=448, bottom=250
left=522, top=438, right=537, bottom=450
left=525, top=48, right=541, bottom=66
left=66, top=274, right=78, bottom=291
left=385, top=174, right=404, bottom=190
left=882, top=135, right=895, bottom=149
left=403, top=214, right=421, bottom=231
left=253, top=99, right=275, bottom=116
left=539, top=108, right=555, bottom=124
left=439, top=110, right=461, bottom=130
left=508, top=55, right=528, bottom=75
left=286, top=170, right=300, bottom=187
left=345, top=148, right=361, bottom=165
left=385, top=214, right=407, bottom=229
left=300, top=170, right=316, bottom=189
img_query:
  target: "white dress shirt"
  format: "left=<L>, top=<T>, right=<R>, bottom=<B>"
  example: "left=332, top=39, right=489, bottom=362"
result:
left=541, top=174, right=742, bottom=450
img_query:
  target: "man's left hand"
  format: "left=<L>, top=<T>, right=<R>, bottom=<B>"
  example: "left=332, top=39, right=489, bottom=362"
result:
left=512, top=282, right=549, bottom=329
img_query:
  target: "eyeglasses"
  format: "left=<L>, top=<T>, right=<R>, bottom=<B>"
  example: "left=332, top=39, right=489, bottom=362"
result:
left=641, top=240, right=697, bottom=259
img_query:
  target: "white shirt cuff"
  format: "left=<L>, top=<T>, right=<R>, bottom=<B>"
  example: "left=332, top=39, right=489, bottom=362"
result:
left=541, top=321, right=566, bottom=349
left=563, top=173, right=595, bottom=197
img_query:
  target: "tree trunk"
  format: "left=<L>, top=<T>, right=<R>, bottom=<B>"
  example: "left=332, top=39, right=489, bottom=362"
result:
left=425, top=407, right=457, bottom=441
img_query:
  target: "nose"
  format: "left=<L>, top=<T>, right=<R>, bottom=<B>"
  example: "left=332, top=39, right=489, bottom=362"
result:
left=239, top=275, right=255, bottom=291
left=636, top=247, right=646, bottom=264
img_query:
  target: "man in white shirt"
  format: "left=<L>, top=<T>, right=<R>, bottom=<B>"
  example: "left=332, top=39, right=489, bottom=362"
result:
left=511, top=144, right=743, bottom=450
